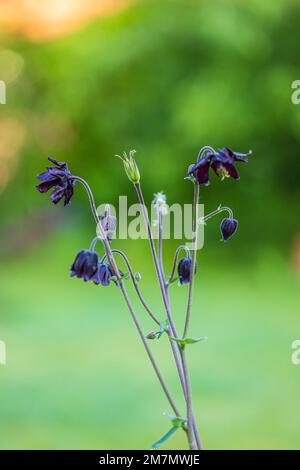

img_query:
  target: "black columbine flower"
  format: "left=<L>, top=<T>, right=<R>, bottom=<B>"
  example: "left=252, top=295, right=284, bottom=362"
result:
left=188, top=147, right=252, bottom=185
left=178, top=257, right=197, bottom=285
left=36, top=157, right=75, bottom=205
left=220, top=218, right=238, bottom=241
left=70, top=250, right=99, bottom=282
left=94, top=262, right=114, bottom=286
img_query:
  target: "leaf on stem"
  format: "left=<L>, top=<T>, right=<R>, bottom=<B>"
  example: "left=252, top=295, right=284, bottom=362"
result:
left=165, top=413, right=186, bottom=429
left=170, top=336, right=208, bottom=346
left=151, top=426, right=179, bottom=449
left=151, top=413, right=186, bottom=449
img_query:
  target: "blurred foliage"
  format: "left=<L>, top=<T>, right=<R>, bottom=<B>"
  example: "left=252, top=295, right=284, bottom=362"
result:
left=0, top=0, right=299, bottom=255
left=0, top=230, right=299, bottom=449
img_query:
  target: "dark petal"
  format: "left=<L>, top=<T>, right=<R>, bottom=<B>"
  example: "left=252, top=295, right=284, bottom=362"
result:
left=98, top=262, right=113, bottom=286
left=220, top=218, right=238, bottom=241
left=223, top=147, right=253, bottom=162
left=50, top=186, right=65, bottom=204
left=47, top=167, right=68, bottom=178
left=177, top=257, right=196, bottom=285
left=224, top=162, right=240, bottom=180
left=213, top=149, right=232, bottom=165
left=211, top=160, right=221, bottom=175
left=232, top=149, right=252, bottom=161
left=70, top=250, right=86, bottom=273
left=187, top=153, right=213, bottom=176
left=194, top=163, right=210, bottom=185
left=35, top=178, right=59, bottom=193
left=48, top=157, right=67, bottom=169
left=219, top=147, right=234, bottom=159
left=70, top=250, right=99, bottom=281
left=91, top=269, right=101, bottom=285
left=63, top=184, right=74, bottom=206
left=36, top=171, right=56, bottom=182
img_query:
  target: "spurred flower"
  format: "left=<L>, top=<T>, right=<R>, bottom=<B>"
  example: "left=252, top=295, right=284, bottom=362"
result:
left=36, top=157, right=75, bottom=205
left=96, top=262, right=114, bottom=286
left=178, top=257, right=197, bottom=285
left=70, top=250, right=99, bottom=282
left=220, top=218, right=238, bottom=241
left=187, top=147, right=252, bottom=185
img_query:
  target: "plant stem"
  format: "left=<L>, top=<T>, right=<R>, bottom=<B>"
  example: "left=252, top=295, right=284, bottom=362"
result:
left=134, top=182, right=200, bottom=450
left=201, top=205, right=233, bottom=223
left=103, top=248, right=161, bottom=326
left=158, top=210, right=165, bottom=279
left=72, top=176, right=181, bottom=418
left=183, top=182, right=199, bottom=338
left=119, top=281, right=181, bottom=417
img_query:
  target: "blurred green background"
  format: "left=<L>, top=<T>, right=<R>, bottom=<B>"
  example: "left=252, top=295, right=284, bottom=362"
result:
left=0, top=0, right=299, bottom=450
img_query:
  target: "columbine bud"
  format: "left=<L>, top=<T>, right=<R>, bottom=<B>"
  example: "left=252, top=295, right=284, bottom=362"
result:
left=146, top=331, right=157, bottom=340
left=177, top=257, right=197, bottom=285
left=117, top=150, right=140, bottom=184
left=153, top=192, right=168, bottom=216
left=70, top=250, right=99, bottom=282
left=220, top=218, right=238, bottom=241
left=99, top=204, right=117, bottom=241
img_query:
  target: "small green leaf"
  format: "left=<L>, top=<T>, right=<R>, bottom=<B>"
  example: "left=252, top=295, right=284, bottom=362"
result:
left=165, top=413, right=186, bottom=429
left=170, top=336, right=208, bottom=346
left=151, top=426, right=179, bottom=449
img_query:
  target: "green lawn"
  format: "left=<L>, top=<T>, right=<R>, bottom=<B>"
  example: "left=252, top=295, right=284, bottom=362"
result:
left=0, top=233, right=299, bottom=449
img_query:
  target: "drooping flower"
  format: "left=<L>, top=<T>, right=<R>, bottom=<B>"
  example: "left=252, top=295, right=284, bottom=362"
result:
left=36, top=157, right=75, bottom=205
left=220, top=218, right=238, bottom=241
left=96, top=262, right=114, bottom=286
left=177, top=257, right=197, bottom=285
left=70, top=250, right=99, bottom=282
left=187, top=147, right=252, bottom=185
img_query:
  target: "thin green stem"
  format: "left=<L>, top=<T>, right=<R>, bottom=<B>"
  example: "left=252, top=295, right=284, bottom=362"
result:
left=134, top=182, right=199, bottom=450
left=103, top=248, right=160, bottom=326
left=183, top=183, right=200, bottom=339
left=71, top=176, right=181, bottom=418
left=200, top=205, right=233, bottom=224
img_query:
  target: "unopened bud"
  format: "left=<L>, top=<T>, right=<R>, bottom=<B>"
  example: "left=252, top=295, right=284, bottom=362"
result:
left=146, top=331, right=157, bottom=340
left=220, top=218, right=238, bottom=241
left=116, top=150, right=140, bottom=184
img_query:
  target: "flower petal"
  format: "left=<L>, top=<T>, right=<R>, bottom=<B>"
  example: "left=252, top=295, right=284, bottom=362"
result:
left=194, top=163, right=210, bottom=185
left=224, top=162, right=240, bottom=180
left=35, top=178, right=58, bottom=193
left=50, top=186, right=65, bottom=204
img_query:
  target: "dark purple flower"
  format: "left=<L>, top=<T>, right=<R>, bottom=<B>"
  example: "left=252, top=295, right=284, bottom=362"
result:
left=36, top=157, right=75, bottom=205
left=220, top=218, right=238, bottom=241
left=178, top=257, right=197, bottom=285
left=187, top=147, right=252, bottom=185
left=70, top=250, right=99, bottom=282
left=95, top=263, right=113, bottom=286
